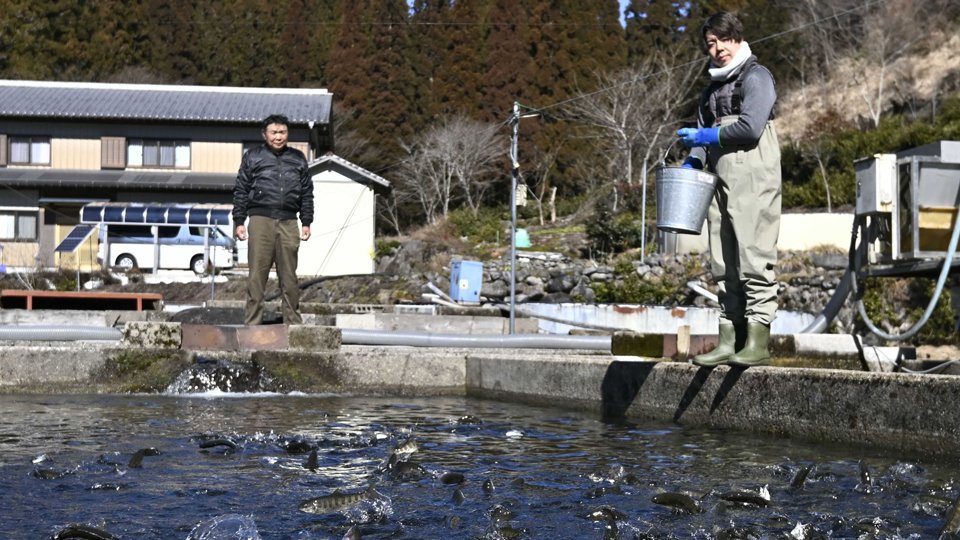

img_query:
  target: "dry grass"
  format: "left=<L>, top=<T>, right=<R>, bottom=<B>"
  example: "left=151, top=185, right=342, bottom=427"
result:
left=776, top=31, right=960, bottom=141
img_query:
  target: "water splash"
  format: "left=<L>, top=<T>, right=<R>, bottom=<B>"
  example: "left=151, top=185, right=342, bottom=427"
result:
left=186, top=514, right=261, bottom=540
left=165, top=357, right=275, bottom=394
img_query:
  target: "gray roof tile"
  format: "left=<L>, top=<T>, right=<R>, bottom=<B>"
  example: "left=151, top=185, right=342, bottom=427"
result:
left=0, top=80, right=332, bottom=125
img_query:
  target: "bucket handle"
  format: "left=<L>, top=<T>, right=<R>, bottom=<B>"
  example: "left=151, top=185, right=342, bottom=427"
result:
left=659, top=136, right=681, bottom=168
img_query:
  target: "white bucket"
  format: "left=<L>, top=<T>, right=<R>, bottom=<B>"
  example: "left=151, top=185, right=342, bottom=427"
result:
left=655, top=167, right=719, bottom=235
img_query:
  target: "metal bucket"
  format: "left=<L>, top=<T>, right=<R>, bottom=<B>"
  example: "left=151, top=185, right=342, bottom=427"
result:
left=655, top=167, right=719, bottom=234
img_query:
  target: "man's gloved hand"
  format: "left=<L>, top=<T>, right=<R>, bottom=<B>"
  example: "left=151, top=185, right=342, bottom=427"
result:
left=681, top=157, right=703, bottom=170
left=677, top=127, right=720, bottom=147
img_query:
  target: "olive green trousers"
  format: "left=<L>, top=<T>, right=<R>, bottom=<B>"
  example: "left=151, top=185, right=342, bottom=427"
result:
left=245, top=215, right=302, bottom=325
left=706, top=117, right=782, bottom=326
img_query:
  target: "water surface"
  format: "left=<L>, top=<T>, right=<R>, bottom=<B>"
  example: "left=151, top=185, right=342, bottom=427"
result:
left=0, top=394, right=955, bottom=539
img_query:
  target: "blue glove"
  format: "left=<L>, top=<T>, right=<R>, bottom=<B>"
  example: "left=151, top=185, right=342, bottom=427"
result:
left=681, top=157, right=703, bottom=170
left=677, top=127, right=720, bottom=147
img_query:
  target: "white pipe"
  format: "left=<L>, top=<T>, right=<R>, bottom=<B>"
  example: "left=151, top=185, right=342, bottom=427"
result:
left=0, top=325, right=122, bottom=341
left=341, top=328, right=610, bottom=350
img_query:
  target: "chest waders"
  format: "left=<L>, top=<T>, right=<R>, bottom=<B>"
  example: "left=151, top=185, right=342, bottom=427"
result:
left=693, top=117, right=781, bottom=367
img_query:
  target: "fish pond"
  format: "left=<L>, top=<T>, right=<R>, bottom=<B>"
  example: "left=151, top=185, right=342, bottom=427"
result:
left=0, top=393, right=957, bottom=539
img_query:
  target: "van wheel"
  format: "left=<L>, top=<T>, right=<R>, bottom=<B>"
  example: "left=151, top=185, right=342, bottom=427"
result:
left=191, top=255, right=207, bottom=275
left=116, top=254, right=137, bottom=270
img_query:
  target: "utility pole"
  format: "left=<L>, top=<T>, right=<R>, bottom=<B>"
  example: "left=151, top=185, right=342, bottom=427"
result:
left=509, top=102, right=520, bottom=334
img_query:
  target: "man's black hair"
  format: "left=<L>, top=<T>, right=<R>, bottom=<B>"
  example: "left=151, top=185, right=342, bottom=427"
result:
left=701, top=12, right=744, bottom=45
left=261, top=114, right=290, bottom=132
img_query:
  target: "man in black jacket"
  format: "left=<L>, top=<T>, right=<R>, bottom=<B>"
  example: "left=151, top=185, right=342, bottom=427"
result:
left=233, top=114, right=314, bottom=325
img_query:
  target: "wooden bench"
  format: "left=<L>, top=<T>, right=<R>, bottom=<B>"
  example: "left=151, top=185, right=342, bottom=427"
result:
left=0, top=290, right=163, bottom=311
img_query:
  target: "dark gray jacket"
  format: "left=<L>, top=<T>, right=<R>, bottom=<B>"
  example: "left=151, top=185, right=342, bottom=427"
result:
left=233, top=145, right=314, bottom=226
left=687, top=56, right=777, bottom=166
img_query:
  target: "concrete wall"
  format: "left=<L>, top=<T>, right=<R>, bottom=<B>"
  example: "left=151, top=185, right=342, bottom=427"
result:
left=676, top=212, right=856, bottom=254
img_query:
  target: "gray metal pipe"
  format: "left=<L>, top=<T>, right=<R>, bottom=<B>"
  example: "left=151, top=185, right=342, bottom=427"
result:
left=0, top=325, right=122, bottom=341
left=341, top=328, right=610, bottom=350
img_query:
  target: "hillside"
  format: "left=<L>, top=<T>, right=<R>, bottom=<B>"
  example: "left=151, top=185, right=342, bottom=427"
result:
left=776, top=30, right=960, bottom=141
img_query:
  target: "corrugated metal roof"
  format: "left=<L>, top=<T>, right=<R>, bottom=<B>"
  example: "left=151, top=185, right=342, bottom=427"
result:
left=0, top=80, right=332, bottom=125
left=0, top=168, right=234, bottom=192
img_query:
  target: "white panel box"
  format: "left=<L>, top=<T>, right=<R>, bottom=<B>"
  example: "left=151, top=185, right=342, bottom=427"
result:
left=854, top=153, right=896, bottom=215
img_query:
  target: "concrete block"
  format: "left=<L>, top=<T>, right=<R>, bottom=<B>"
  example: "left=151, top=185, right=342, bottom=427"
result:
left=0, top=345, right=107, bottom=386
left=122, top=321, right=181, bottom=349
left=252, top=346, right=465, bottom=395
left=288, top=325, right=342, bottom=351
left=610, top=331, right=665, bottom=358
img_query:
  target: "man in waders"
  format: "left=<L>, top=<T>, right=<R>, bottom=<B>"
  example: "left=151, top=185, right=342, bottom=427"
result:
left=677, top=11, right=781, bottom=367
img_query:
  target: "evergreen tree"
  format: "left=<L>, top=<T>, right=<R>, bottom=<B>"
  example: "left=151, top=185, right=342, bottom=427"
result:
left=326, top=1, right=373, bottom=115
left=354, top=0, right=418, bottom=165
left=1, top=0, right=139, bottom=81
left=625, top=1, right=698, bottom=65
left=525, top=0, right=627, bottom=196
left=480, top=0, right=534, bottom=124
left=409, top=0, right=454, bottom=121
left=431, top=0, right=488, bottom=118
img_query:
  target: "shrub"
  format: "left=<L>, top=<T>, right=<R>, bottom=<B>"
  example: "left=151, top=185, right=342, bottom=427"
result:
left=446, top=207, right=504, bottom=244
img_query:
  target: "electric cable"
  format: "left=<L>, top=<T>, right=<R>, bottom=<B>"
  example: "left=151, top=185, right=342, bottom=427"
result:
left=851, top=212, right=960, bottom=342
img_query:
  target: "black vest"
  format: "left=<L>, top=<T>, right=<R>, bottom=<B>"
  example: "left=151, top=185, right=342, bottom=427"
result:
left=700, top=57, right=775, bottom=126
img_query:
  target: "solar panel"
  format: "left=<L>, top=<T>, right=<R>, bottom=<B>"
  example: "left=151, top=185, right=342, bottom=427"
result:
left=54, top=224, right=97, bottom=253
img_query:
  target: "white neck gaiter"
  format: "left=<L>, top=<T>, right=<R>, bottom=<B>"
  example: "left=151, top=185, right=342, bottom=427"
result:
left=708, top=41, right=752, bottom=82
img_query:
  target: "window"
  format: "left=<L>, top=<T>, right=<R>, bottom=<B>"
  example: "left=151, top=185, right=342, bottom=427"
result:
left=9, top=137, right=51, bottom=165
left=127, top=139, right=190, bottom=169
left=0, top=210, right=39, bottom=241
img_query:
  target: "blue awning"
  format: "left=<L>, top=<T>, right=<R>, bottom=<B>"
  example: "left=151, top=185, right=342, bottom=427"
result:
left=80, top=202, right=233, bottom=226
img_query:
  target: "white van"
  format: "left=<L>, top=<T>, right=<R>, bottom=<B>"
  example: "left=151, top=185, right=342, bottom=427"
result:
left=98, top=224, right=235, bottom=274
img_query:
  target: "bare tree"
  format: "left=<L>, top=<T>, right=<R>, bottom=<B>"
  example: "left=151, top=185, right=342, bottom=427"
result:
left=789, top=0, right=950, bottom=128
left=395, top=115, right=505, bottom=223
left=851, top=0, right=941, bottom=127
left=440, top=116, right=504, bottom=214
left=566, top=53, right=701, bottom=211
left=395, top=141, right=449, bottom=225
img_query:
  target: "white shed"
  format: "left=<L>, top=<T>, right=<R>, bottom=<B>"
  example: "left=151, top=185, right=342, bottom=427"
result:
left=297, top=154, right=391, bottom=277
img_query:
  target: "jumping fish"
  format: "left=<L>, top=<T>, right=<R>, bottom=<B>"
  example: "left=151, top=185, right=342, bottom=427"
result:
left=941, top=493, right=960, bottom=538
left=858, top=460, right=873, bottom=486
left=299, top=485, right=379, bottom=514
left=128, top=447, right=161, bottom=468
left=199, top=438, right=238, bottom=451
left=305, top=449, right=319, bottom=472
left=393, top=437, right=418, bottom=456
left=582, top=505, right=627, bottom=523
left=790, top=464, right=814, bottom=489
left=651, top=492, right=702, bottom=514
left=441, top=472, right=465, bottom=485
left=452, top=487, right=465, bottom=505
left=719, top=489, right=771, bottom=507
left=33, top=467, right=71, bottom=480
left=482, top=479, right=495, bottom=493
left=51, top=523, right=119, bottom=540
left=392, top=460, right=427, bottom=480
left=341, top=524, right=362, bottom=540
left=283, top=439, right=313, bottom=455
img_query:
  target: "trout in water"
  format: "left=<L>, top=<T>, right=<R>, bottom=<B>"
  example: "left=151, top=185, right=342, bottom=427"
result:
left=299, top=485, right=380, bottom=514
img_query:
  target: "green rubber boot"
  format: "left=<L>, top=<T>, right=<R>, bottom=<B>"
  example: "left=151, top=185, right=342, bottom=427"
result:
left=728, top=322, right=771, bottom=367
left=692, top=323, right=737, bottom=367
